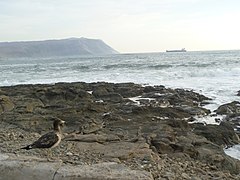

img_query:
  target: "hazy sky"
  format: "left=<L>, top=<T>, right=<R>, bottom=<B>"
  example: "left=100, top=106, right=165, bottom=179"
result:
left=0, top=0, right=240, bottom=53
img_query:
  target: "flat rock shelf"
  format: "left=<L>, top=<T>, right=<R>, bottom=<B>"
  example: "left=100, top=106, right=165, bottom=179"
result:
left=0, top=82, right=240, bottom=179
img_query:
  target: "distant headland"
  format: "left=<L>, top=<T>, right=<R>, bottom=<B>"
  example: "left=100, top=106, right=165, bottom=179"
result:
left=0, top=37, right=119, bottom=58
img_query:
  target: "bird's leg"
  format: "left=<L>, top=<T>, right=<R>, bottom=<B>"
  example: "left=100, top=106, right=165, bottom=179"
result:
left=53, top=147, right=62, bottom=161
left=56, top=147, right=60, bottom=159
left=47, top=148, right=61, bottom=161
left=46, top=149, right=54, bottom=161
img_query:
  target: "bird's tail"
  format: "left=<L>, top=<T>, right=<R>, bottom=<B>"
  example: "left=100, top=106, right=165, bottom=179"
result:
left=20, top=145, right=32, bottom=150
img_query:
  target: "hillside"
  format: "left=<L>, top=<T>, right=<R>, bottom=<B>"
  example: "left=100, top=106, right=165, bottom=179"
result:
left=0, top=37, right=119, bottom=58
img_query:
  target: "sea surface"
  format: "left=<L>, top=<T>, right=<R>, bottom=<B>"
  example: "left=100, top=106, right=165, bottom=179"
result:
left=1, top=50, right=240, bottom=111
left=1, top=50, right=240, bottom=159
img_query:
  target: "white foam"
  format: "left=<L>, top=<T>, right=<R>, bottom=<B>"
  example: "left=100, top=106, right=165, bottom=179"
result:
left=224, top=145, right=240, bottom=160
left=189, top=115, right=222, bottom=125
left=128, top=96, right=155, bottom=106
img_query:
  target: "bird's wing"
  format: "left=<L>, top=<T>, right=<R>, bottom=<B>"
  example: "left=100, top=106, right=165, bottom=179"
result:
left=31, top=131, right=59, bottom=149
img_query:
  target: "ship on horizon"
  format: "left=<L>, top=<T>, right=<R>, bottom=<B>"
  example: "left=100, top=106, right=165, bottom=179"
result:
left=166, top=48, right=186, bottom=52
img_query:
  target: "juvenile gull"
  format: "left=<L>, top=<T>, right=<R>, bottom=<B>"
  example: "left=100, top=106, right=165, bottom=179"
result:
left=21, top=118, right=65, bottom=150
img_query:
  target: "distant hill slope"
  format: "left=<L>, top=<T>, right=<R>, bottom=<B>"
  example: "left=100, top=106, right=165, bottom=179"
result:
left=0, top=38, right=119, bottom=58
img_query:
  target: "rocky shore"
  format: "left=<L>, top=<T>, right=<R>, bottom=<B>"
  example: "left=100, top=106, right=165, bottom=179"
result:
left=0, top=82, right=240, bottom=179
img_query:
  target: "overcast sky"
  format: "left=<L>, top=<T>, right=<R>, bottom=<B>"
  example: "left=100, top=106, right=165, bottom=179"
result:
left=0, top=0, right=240, bottom=53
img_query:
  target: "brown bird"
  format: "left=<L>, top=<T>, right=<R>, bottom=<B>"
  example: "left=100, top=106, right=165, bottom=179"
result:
left=21, top=118, right=65, bottom=150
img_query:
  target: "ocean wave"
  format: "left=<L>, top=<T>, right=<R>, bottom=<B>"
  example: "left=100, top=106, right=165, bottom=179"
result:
left=71, top=64, right=91, bottom=71
left=102, top=63, right=143, bottom=70
left=1, top=51, right=240, bottom=110
left=147, top=64, right=173, bottom=69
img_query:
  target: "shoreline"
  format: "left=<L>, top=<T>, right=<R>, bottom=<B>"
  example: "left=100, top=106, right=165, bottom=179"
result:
left=1, top=79, right=239, bottom=112
left=0, top=81, right=240, bottom=179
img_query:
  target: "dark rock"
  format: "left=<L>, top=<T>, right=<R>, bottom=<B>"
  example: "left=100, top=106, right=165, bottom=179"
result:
left=92, top=85, right=112, bottom=97
left=143, top=86, right=157, bottom=93
left=175, top=105, right=210, bottom=116
left=192, top=122, right=240, bottom=147
left=215, top=101, right=240, bottom=115
left=215, top=101, right=240, bottom=135
left=143, top=85, right=166, bottom=94
left=92, top=84, right=123, bottom=103
left=187, top=116, right=197, bottom=122
left=114, top=83, right=144, bottom=98
left=223, top=113, right=240, bottom=135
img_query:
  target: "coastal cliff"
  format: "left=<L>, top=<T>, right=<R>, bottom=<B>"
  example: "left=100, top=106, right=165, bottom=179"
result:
left=0, top=82, right=240, bottom=179
left=0, top=38, right=119, bottom=58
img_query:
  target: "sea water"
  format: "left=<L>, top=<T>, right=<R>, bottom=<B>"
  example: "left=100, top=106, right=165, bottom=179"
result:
left=1, top=50, right=240, bottom=110
left=1, top=50, right=240, bottom=159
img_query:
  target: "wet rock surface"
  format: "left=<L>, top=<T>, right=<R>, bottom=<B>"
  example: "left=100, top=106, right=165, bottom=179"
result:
left=215, top=101, right=240, bottom=136
left=0, top=82, right=240, bottom=179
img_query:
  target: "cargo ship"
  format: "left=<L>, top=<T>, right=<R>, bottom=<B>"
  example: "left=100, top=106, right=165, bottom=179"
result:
left=166, top=48, right=186, bottom=52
